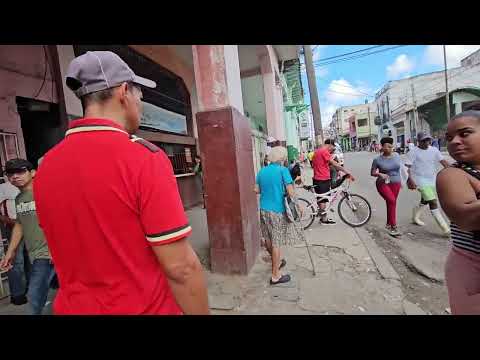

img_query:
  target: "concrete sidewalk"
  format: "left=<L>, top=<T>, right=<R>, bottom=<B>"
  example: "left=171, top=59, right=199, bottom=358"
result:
left=206, top=216, right=422, bottom=315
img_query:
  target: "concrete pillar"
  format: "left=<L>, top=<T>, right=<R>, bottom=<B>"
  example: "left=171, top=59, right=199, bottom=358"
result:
left=192, top=45, right=260, bottom=275
left=56, top=46, right=83, bottom=119
left=192, top=45, right=244, bottom=114
left=259, top=46, right=286, bottom=144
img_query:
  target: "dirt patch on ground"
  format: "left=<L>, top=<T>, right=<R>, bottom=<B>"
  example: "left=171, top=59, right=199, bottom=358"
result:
left=366, top=225, right=450, bottom=315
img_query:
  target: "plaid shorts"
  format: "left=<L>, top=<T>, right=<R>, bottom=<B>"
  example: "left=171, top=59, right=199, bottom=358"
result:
left=260, top=210, right=287, bottom=247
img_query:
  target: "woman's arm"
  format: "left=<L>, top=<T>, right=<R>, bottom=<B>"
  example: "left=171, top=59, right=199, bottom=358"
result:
left=437, top=167, right=480, bottom=231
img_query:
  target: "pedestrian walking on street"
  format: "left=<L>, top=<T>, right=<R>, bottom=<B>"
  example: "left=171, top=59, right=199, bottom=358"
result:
left=371, top=137, right=402, bottom=237
left=289, top=160, right=302, bottom=185
left=312, top=139, right=354, bottom=225
left=437, top=110, right=480, bottom=314
left=0, top=178, right=32, bottom=306
left=0, top=159, right=55, bottom=315
left=255, top=146, right=301, bottom=285
left=33, top=51, right=209, bottom=315
left=405, top=132, right=450, bottom=235
left=307, top=149, right=315, bottom=167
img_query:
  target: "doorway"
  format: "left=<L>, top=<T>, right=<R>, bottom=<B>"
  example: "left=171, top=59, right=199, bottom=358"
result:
left=16, top=97, right=64, bottom=168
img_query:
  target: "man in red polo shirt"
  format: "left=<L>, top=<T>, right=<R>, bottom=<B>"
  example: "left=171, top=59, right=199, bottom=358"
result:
left=312, top=139, right=354, bottom=225
left=33, top=51, right=209, bottom=315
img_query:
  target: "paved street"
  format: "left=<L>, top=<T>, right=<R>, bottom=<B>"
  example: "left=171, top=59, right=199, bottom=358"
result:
left=341, top=151, right=451, bottom=314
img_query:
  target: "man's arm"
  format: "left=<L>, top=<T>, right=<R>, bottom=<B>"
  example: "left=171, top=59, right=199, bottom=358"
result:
left=0, top=222, right=23, bottom=270
left=329, top=158, right=354, bottom=180
left=140, top=151, right=209, bottom=315
left=152, top=238, right=209, bottom=315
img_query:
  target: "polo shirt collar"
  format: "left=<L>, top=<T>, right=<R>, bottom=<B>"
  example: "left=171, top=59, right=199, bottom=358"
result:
left=66, top=118, right=129, bottom=137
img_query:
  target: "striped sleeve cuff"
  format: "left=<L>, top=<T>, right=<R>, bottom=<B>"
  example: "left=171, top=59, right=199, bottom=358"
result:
left=146, top=224, right=192, bottom=246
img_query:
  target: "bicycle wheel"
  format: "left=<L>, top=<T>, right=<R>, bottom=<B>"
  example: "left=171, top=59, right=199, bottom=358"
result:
left=337, top=193, right=371, bottom=227
left=297, top=198, right=316, bottom=230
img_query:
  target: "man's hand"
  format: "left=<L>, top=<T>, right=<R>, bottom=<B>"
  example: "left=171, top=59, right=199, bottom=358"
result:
left=0, top=251, right=14, bottom=271
left=407, top=178, right=417, bottom=190
left=152, top=238, right=209, bottom=315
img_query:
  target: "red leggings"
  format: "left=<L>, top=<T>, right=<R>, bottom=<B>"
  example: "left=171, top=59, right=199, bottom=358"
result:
left=376, top=181, right=401, bottom=226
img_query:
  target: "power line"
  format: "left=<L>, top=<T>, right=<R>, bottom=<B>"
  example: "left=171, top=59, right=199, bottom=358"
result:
left=314, top=45, right=408, bottom=68
left=312, top=45, right=385, bottom=64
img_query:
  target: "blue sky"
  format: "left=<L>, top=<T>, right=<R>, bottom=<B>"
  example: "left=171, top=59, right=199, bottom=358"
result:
left=300, top=45, right=480, bottom=126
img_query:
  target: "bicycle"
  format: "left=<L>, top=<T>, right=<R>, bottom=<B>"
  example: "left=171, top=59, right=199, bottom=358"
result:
left=297, top=174, right=372, bottom=230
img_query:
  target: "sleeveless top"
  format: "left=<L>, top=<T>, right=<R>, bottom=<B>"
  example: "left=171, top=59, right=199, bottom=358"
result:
left=450, top=163, right=480, bottom=254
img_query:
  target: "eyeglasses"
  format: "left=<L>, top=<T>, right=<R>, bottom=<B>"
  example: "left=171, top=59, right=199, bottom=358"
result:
left=5, top=167, right=29, bottom=177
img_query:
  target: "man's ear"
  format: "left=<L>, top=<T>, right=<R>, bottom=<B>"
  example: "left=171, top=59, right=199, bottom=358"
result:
left=118, top=83, right=129, bottom=104
left=31, top=169, right=36, bottom=178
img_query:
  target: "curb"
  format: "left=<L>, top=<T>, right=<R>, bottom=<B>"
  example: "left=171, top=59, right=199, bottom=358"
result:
left=354, top=227, right=401, bottom=281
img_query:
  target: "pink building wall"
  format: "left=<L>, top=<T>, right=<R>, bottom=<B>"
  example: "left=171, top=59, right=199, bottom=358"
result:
left=0, top=45, right=59, bottom=159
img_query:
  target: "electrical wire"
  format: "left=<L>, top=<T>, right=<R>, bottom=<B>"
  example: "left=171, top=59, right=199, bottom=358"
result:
left=33, top=45, right=48, bottom=99
left=312, top=45, right=385, bottom=64
left=314, top=45, right=407, bottom=68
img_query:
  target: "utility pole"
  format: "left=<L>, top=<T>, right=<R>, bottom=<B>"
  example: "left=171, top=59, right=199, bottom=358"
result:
left=443, top=45, right=451, bottom=122
left=410, top=82, right=419, bottom=140
left=367, top=104, right=372, bottom=147
left=303, top=45, right=323, bottom=146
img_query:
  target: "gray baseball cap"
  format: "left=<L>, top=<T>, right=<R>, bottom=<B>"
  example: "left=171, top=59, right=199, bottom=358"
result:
left=417, top=132, right=432, bottom=142
left=66, top=51, right=156, bottom=98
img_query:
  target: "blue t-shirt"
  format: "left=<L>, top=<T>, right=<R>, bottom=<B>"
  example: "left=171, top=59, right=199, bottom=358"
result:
left=256, top=163, right=293, bottom=213
left=371, top=153, right=402, bottom=183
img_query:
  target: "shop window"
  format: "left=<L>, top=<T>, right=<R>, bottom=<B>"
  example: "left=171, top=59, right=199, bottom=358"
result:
left=73, top=45, right=192, bottom=136
left=357, top=118, right=368, bottom=127
left=154, top=142, right=197, bottom=175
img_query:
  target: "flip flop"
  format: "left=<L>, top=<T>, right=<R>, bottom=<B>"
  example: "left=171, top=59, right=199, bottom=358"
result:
left=270, top=274, right=291, bottom=285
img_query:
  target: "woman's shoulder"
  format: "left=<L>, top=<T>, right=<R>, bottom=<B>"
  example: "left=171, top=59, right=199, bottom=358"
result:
left=437, top=165, right=469, bottom=184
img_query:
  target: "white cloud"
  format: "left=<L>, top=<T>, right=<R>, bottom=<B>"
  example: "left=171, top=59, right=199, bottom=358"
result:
left=424, top=45, right=480, bottom=68
left=386, top=54, right=415, bottom=79
left=317, top=79, right=372, bottom=127
left=324, top=78, right=371, bottom=104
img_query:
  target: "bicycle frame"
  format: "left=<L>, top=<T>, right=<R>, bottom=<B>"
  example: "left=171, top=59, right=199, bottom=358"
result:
left=304, top=176, right=352, bottom=215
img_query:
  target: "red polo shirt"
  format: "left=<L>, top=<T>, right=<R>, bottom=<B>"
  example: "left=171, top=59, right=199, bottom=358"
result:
left=312, top=147, right=333, bottom=181
left=34, top=118, right=192, bottom=315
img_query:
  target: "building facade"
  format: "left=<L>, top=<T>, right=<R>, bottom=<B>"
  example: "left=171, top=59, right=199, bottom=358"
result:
left=0, top=44, right=301, bottom=276
left=375, top=49, right=480, bottom=148
left=330, top=102, right=377, bottom=151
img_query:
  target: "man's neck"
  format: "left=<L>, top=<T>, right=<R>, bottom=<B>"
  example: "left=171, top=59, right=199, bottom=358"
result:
left=84, top=106, right=128, bottom=131
left=19, top=182, right=33, bottom=193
